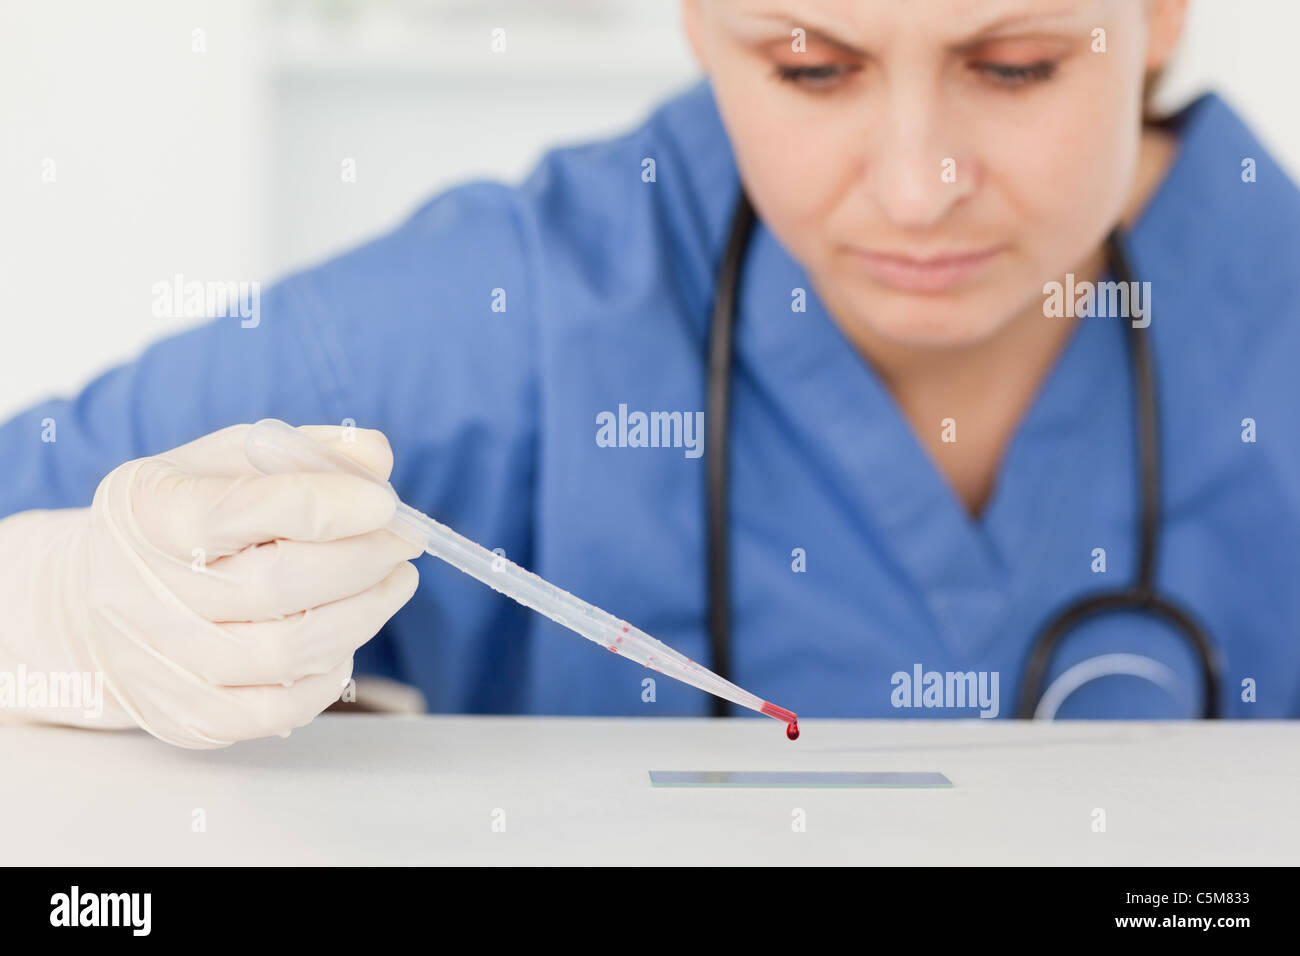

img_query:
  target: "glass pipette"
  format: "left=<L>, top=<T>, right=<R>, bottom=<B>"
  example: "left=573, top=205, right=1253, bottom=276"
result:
left=244, top=419, right=799, bottom=736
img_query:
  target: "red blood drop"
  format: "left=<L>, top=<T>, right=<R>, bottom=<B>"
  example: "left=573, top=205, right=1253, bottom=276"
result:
left=786, top=721, right=800, bottom=741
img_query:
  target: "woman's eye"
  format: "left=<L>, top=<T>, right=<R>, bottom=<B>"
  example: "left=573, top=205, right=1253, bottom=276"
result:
left=973, top=60, right=1058, bottom=88
left=773, top=63, right=856, bottom=90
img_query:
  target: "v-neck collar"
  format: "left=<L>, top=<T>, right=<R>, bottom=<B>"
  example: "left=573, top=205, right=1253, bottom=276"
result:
left=733, top=225, right=1119, bottom=654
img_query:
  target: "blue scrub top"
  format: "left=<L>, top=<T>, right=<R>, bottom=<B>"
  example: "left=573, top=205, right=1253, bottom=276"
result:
left=4, top=82, right=1299, bottom=719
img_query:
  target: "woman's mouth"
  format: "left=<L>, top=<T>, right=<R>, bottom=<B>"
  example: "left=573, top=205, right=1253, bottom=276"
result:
left=848, top=244, right=1008, bottom=294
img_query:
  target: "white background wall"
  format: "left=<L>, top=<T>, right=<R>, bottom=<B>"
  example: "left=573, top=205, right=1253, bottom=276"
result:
left=2, top=0, right=1297, bottom=421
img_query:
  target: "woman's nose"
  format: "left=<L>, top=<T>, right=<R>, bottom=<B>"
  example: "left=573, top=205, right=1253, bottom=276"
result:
left=865, top=97, right=973, bottom=230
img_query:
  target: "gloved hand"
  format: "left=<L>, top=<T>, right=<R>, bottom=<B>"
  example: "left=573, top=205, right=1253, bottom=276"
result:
left=0, top=424, right=421, bottom=748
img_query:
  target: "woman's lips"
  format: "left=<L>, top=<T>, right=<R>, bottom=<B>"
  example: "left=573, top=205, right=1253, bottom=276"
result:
left=849, top=244, right=1007, bottom=294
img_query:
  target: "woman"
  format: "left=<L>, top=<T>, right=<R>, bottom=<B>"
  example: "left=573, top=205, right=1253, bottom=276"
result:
left=2, top=0, right=1297, bottom=747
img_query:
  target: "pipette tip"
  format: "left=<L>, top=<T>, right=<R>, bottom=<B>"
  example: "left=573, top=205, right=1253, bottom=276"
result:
left=760, top=701, right=800, bottom=741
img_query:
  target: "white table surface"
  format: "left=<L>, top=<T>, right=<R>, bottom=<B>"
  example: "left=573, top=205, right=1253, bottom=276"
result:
left=3, top=716, right=1296, bottom=865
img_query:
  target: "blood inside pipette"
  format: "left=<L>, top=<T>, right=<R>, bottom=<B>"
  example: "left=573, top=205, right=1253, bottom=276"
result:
left=760, top=701, right=800, bottom=741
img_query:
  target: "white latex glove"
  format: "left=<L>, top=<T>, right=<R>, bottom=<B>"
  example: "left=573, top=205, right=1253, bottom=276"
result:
left=0, top=424, right=421, bottom=748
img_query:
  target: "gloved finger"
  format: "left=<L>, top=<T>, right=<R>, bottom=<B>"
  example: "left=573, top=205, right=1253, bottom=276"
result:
left=156, top=423, right=396, bottom=480
left=89, top=628, right=359, bottom=749
left=164, top=527, right=422, bottom=623
left=300, top=425, right=394, bottom=481
left=185, top=562, right=419, bottom=686
left=202, top=657, right=357, bottom=746
left=123, top=460, right=399, bottom=562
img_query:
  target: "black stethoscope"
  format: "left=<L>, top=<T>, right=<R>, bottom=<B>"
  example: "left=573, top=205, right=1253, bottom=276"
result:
left=705, top=190, right=1224, bottom=719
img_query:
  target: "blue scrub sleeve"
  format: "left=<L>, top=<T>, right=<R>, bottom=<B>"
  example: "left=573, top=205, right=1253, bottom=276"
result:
left=0, top=278, right=352, bottom=516
left=0, top=181, right=538, bottom=516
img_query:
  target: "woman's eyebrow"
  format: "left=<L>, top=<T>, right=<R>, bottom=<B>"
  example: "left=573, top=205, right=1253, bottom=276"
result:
left=724, top=5, right=1089, bottom=55
left=954, top=5, right=1092, bottom=46
left=723, top=12, right=867, bottom=57
left=795, top=24, right=866, bottom=56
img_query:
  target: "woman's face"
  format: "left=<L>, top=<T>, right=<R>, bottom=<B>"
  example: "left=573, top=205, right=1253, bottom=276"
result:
left=685, top=0, right=1186, bottom=349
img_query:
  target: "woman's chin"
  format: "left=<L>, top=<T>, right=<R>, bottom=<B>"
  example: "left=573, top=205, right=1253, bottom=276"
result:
left=844, top=303, right=1012, bottom=351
